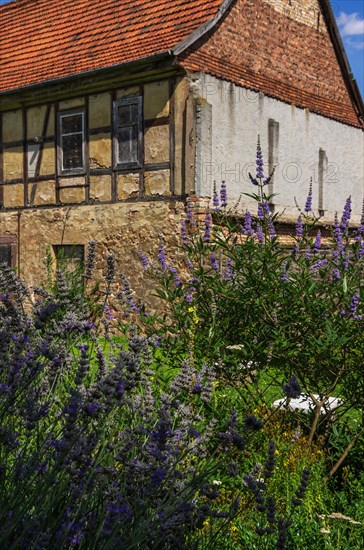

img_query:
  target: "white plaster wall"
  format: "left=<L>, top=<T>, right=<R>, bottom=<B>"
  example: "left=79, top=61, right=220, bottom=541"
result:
left=190, top=74, right=364, bottom=223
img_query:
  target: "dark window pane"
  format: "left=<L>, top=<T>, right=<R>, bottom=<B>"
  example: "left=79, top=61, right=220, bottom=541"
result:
left=118, top=126, right=138, bottom=164
left=62, top=134, right=83, bottom=170
left=54, top=245, right=84, bottom=271
left=118, top=105, right=131, bottom=126
left=61, top=114, right=83, bottom=134
left=0, top=245, right=12, bottom=267
left=54, top=245, right=84, bottom=292
left=117, top=103, right=139, bottom=127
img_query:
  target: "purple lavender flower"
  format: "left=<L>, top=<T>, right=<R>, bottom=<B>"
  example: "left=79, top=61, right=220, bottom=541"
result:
left=139, top=251, right=150, bottom=269
left=313, top=230, right=321, bottom=252
left=210, top=254, right=219, bottom=271
left=103, top=305, right=114, bottom=321
left=264, top=439, right=276, bottom=479
left=358, top=240, right=364, bottom=258
left=282, top=376, right=301, bottom=399
left=157, top=239, right=168, bottom=270
left=268, top=220, right=276, bottom=238
left=263, top=166, right=275, bottom=186
left=244, top=415, right=263, bottom=431
left=184, top=255, right=193, bottom=271
left=169, top=266, right=181, bottom=287
left=292, top=468, right=310, bottom=507
left=332, top=268, right=341, bottom=280
left=105, top=254, right=115, bottom=284
left=304, top=180, right=313, bottom=212
left=120, top=273, right=137, bottom=312
left=333, top=213, right=343, bottom=249
left=180, top=218, right=190, bottom=246
left=340, top=196, right=351, bottom=231
left=343, top=253, right=350, bottom=271
left=220, top=181, right=227, bottom=208
left=257, top=202, right=264, bottom=220
left=310, top=259, right=328, bottom=271
left=84, top=240, right=97, bottom=279
left=256, top=136, right=264, bottom=179
left=280, top=263, right=289, bottom=282
left=212, top=181, right=220, bottom=211
left=151, top=466, right=167, bottom=485
left=185, top=290, right=194, bottom=304
left=249, top=173, right=259, bottom=186
left=349, top=291, right=360, bottom=316
left=204, top=210, right=212, bottom=242
left=256, top=224, right=264, bottom=243
left=223, top=257, right=235, bottom=280
left=295, top=215, right=303, bottom=240
left=242, top=210, right=254, bottom=236
left=185, top=200, right=195, bottom=226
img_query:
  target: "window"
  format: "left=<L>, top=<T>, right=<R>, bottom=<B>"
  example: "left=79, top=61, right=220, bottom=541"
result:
left=0, top=236, right=17, bottom=269
left=113, top=96, right=143, bottom=169
left=54, top=245, right=84, bottom=272
left=58, top=110, right=85, bottom=174
left=53, top=245, right=85, bottom=294
left=0, top=245, right=12, bottom=266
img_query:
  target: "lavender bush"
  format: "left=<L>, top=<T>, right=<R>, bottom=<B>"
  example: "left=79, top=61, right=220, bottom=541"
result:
left=0, top=258, right=315, bottom=549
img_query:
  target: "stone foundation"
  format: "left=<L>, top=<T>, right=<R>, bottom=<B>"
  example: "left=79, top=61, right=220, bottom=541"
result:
left=0, top=200, right=185, bottom=310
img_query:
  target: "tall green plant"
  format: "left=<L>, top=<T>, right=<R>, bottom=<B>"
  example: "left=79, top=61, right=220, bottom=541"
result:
left=136, top=138, right=364, bottom=475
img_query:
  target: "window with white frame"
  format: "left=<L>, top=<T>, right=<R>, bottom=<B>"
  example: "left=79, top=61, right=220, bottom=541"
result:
left=113, top=96, right=143, bottom=169
left=58, top=110, right=85, bottom=174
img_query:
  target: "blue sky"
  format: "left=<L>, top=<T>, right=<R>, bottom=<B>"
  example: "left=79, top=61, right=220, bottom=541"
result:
left=332, top=0, right=364, bottom=96
left=0, top=0, right=363, bottom=97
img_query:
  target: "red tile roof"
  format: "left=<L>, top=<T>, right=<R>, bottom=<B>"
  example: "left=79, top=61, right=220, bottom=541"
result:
left=0, top=0, right=222, bottom=93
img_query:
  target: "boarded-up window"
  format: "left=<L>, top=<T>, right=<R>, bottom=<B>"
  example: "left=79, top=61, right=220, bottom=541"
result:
left=58, top=110, right=85, bottom=174
left=318, top=149, right=328, bottom=215
left=268, top=119, right=279, bottom=201
left=113, top=96, right=142, bottom=169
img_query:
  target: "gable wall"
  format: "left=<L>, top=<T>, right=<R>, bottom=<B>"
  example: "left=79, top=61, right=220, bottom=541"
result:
left=190, top=73, right=364, bottom=221
left=178, top=0, right=361, bottom=127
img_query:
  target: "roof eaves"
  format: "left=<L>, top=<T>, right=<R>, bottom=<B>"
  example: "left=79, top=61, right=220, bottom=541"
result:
left=172, top=0, right=235, bottom=56
left=0, top=51, right=173, bottom=98
left=319, top=0, right=364, bottom=125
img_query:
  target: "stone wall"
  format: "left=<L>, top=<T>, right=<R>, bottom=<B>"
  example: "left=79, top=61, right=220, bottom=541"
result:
left=0, top=200, right=185, bottom=309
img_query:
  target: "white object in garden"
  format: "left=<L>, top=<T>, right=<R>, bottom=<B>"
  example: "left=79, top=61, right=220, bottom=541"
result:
left=272, top=394, right=343, bottom=414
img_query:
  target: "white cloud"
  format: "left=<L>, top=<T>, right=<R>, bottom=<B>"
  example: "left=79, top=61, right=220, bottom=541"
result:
left=345, top=37, right=364, bottom=51
left=337, top=12, right=364, bottom=37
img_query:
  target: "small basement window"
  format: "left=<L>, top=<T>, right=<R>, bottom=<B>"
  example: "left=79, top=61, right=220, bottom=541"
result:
left=113, top=96, right=143, bottom=169
left=0, top=244, right=12, bottom=267
left=0, top=236, right=17, bottom=269
left=54, top=244, right=84, bottom=273
left=58, top=110, right=86, bottom=174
